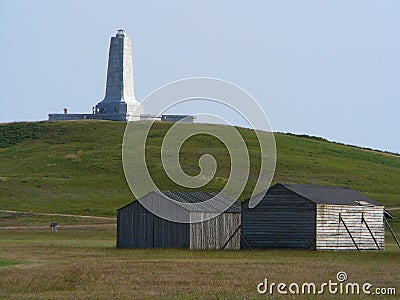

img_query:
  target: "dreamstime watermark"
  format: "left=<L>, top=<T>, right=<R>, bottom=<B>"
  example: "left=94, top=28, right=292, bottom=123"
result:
left=257, top=271, right=396, bottom=296
left=122, top=77, right=276, bottom=223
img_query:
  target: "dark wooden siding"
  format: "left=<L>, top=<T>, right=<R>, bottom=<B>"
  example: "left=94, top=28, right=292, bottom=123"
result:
left=117, top=191, right=241, bottom=249
left=117, top=205, right=135, bottom=248
left=190, top=212, right=241, bottom=250
left=241, top=185, right=316, bottom=249
left=117, top=192, right=190, bottom=248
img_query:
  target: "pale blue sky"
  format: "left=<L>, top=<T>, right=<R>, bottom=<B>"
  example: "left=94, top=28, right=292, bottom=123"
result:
left=0, top=0, right=399, bottom=153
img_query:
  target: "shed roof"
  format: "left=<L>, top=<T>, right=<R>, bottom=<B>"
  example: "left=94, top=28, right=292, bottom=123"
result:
left=162, top=191, right=241, bottom=213
left=278, top=183, right=382, bottom=206
left=118, top=191, right=241, bottom=213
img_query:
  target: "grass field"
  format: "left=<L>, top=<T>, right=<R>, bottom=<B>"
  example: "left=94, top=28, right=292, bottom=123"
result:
left=0, top=226, right=399, bottom=299
left=0, top=121, right=399, bottom=299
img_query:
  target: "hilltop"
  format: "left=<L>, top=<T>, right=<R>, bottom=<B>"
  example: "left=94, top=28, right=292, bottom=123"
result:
left=0, top=121, right=399, bottom=216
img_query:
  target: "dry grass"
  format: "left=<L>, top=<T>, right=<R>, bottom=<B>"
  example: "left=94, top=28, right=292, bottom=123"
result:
left=0, top=227, right=399, bottom=299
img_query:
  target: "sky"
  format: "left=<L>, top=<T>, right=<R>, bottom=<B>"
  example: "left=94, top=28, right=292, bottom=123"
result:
left=0, top=0, right=399, bottom=153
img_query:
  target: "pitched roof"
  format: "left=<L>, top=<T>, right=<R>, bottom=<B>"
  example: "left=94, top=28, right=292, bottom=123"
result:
left=162, top=191, right=241, bottom=213
left=278, top=183, right=382, bottom=206
left=117, top=191, right=241, bottom=213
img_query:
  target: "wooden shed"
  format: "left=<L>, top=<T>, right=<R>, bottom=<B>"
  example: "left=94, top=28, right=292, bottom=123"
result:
left=117, top=191, right=241, bottom=250
left=241, top=183, right=386, bottom=250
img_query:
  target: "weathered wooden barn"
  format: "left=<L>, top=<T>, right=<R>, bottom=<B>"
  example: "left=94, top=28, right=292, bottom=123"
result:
left=241, top=183, right=386, bottom=250
left=117, top=191, right=241, bottom=250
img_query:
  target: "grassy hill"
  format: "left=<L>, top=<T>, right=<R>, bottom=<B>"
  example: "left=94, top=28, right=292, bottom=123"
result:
left=0, top=121, right=399, bottom=217
left=2, top=120, right=399, bottom=299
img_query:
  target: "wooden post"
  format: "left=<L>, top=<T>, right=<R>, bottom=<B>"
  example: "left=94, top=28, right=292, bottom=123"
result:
left=240, top=234, right=252, bottom=249
left=384, top=217, right=400, bottom=249
left=361, top=215, right=380, bottom=250
left=305, top=236, right=316, bottom=250
left=340, top=214, right=359, bottom=251
left=221, top=225, right=241, bottom=250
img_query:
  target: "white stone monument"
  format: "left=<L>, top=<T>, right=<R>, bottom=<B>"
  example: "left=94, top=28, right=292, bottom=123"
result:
left=48, top=30, right=193, bottom=123
left=95, top=29, right=144, bottom=120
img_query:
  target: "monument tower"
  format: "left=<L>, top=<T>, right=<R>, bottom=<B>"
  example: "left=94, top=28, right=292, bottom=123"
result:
left=95, top=29, right=143, bottom=120
left=48, top=29, right=143, bottom=121
left=48, top=30, right=193, bottom=122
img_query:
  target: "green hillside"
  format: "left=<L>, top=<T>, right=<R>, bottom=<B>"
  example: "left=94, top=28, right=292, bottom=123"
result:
left=0, top=121, right=399, bottom=217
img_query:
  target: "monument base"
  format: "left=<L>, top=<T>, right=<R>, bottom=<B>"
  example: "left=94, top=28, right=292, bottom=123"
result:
left=48, top=113, right=195, bottom=123
left=48, top=113, right=129, bottom=121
